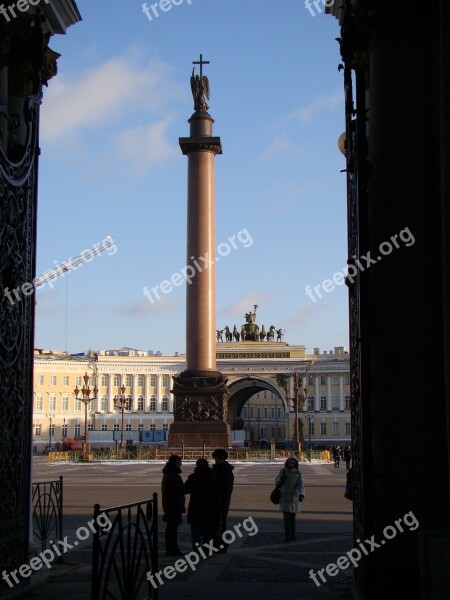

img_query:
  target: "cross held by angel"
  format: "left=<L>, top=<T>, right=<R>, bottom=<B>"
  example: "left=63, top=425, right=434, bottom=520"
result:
left=190, top=54, right=210, bottom=112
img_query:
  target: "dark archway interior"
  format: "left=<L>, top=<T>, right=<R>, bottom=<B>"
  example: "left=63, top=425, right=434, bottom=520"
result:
left=227, top=377, right=287, bottom=429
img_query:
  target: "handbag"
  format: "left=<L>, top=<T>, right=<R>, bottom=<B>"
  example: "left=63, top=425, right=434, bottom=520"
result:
left=270, top=471, right=286, bottom=505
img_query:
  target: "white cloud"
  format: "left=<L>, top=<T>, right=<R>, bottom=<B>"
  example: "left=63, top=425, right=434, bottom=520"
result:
left=113, top=118, right=177, bottom=173
left=40, top=56, right=183, bottom=141
left=218, top=294, right=274, bottom=319
left=114, top=298, right=179, bottom=316
left=280, top=90, right=343, bottom=126
left=260, top=136, right=303, bottom=163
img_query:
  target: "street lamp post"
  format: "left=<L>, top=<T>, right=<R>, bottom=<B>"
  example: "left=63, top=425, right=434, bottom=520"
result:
left=74, top=372, right=98, bottom=461
left=46, top=412, right=55, bottom=451
left=114, top=385, right=132, bottom=449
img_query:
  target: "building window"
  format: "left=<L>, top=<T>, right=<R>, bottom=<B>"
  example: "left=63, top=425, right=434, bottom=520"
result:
left=49, top=396, right=56, bottom=410
left=62, top=396, right=69, bottom=411
left=263, top=390, right=267, bottom=399
left=162, top=376, right=169, bottom=388
left=320, top=422, right=327, bottom=435
left=89, top=376, right=95, bottom=386
left=277, top=406, right=282, bottom=418
left=332, top=375, right=339, bottom=385
left=344, top=374, right=350, bottom=385
left=113, top=375, right=121, bottom=387
left=125, top=424, right=132, bottom=431
left=332, top=422, right=339, bottom=435
left=256, top=407, right=261, bottom=418
left=35, top=395, right=43, bottom=411
left=250, top=406, right=254, bottom=418
left=242, top=407, right=247, bottom=418
left=101, top=375, right=108, bottom=386
left=37, top=375, right=44, bottom=386
left=308, top=395, right=314, bottom=411
left=149, top=395, right=156, bottom=411
left=345, top=422, right=351, bottom=435
left=63, top=376, right=69, bottom=386
left=320, top=375, right=326, bottom=386
left=138, top=424, right=143, bottom=431
left=88, top=424, right=93, bottom=431
left=50, top=376, right=56, bottom=386
left=320, top=394, right=327, bottom=411
left=101, top=395, right=107, bottom=411
left=50, top=424, right=55, bottom=437
left=345, top=394, right=351, bottom=410
left=75, top=376, right=82, bottom=386
left=75, top=424, right=81, bottom=436
left=124, top=375, right=131, bottom=388
left=309, top=421, right=315, bottom=435
left=137, top=396, right=144, bottom=411
left=138, top=375, right=144, bottom=387
left=62, top=424, right=68, bottom=437
left=264, top=406, right=268, bottom=418
left=150, top=376, right=156, bottom=387
left=332, top=393, right=340, bottom=409
left=75, top=399, right=81, bottom=412
left=114, top=424, right=120, bottom=431
left=162, top=424, right=168, bottom=431
left=308, top=375, right=314, bottom=386
left=162, top=396, right=169, bottom=411
left=271, top=406, right=275, bottom=418
left=150, top=424, right=156, bottom=430
left=34, top=424, right=41, bottom=437
left=102, top=424, right=108, bottom=431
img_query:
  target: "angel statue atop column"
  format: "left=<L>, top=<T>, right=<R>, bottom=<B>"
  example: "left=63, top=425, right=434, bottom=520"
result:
left=190, top=67, right=210, bottom=112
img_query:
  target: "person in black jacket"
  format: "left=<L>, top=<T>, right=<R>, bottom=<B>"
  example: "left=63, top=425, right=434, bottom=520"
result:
left=212, top=448, right=234, bottom=552
left=161, top=454, right=185, bottom=556
left=183, top=458, right=221, bottom=550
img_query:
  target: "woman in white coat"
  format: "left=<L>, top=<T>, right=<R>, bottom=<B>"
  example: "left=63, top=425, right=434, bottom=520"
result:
left=275, top=455, right=305, bottom=542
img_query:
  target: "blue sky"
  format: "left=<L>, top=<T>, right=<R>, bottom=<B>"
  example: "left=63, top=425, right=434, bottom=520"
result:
left=34, top=0, right=348, bottom=355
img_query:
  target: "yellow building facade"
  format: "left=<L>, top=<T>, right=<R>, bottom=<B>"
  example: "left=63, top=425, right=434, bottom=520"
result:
left=32, top=343, right=350, bottom=452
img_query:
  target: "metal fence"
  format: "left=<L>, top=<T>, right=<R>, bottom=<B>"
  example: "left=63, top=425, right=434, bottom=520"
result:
left=49, top=449, right=331, bottom=463
left=91, top=493, right=158, bottom=600
left=31, top=476, right=63, bottom=552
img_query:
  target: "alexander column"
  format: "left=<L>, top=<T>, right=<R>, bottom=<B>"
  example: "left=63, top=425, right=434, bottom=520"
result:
left=168, top=55, right=231, bottom=448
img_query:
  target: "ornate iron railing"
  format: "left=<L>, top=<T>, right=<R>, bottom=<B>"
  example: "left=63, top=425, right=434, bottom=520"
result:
left=31, top=476, right=64, bottom=552
left=49, top=449, right=331, bottom=463
left=91, top=494, right=158, bottom=600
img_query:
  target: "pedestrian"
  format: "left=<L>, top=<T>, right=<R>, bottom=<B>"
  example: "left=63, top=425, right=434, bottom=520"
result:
left=343, top=445, right=351, bottom=470
left=275, top=455, right=305, bottom=543
left=183, top=458, right=221, bottom=550
left=211, top=448, right=234, bottom=552
left=333, top=445, right=341, bottom=468
left=161, top=454, right=185, bottom=556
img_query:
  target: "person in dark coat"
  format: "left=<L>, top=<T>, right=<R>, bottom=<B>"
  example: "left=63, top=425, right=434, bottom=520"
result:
left=212, top=448, right=234, bottom=552
left=343, top=446, right=352, bottom=470
left=161, top=454, right=185, bottom=556
left=183, top=458, right=221, bottom=550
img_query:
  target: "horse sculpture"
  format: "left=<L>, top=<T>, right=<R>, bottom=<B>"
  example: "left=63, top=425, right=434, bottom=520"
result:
left=276, top=328, right=285, bottom=342
left=259, top=324, right=266, bottom=341
left=223, top=325, right=233, bottom=342
left=267, top=325, right=276, bottom=341
left=216, top=330, right=223, bottom=342
left=233, top=325, right=240, bottom=342
left=241, top=325, right=246, bottom=341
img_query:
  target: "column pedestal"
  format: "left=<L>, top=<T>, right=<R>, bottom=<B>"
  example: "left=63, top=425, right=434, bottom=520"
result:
left=168, top=370, right=231, bottom=448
